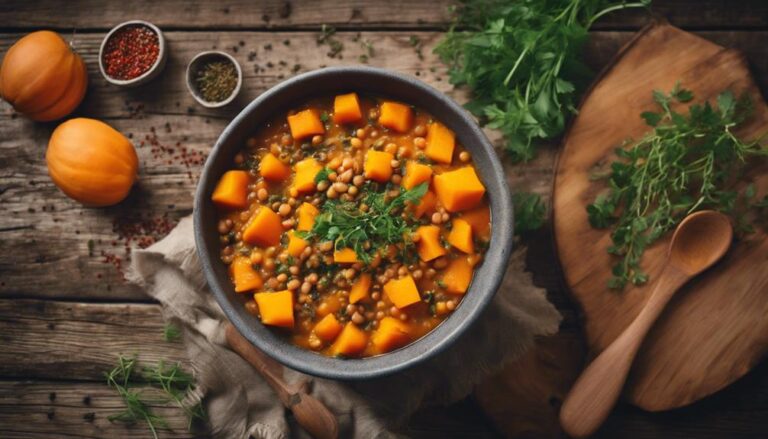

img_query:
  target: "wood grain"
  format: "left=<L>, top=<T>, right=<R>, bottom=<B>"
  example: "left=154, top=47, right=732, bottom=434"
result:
left=553, top=23, right=768, bottom=411
left=0, top=0, right=766, bottom=31
left=0, top=299, right=187, bottom=381
left=0, top=381, right=207, bottom=438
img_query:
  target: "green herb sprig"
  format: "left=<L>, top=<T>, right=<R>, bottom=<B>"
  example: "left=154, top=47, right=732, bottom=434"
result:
left=435, top=0, right=650, bottom=162
left=299, top=183, right=428, bottom=262
left=513, top=192, right=547, bottom=234
left=587, top=84, right=767, bottom=289
left=106, top=355, right=204, bottom=438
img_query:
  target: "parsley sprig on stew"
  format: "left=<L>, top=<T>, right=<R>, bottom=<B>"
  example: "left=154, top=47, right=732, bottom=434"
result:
left=587, top=84, right=767, bottom=289
left=299, top=183, right=428, bottom=263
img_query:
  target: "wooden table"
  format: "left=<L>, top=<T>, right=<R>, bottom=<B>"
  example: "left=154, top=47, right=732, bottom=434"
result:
left=1, top=1, right=767, bottom=437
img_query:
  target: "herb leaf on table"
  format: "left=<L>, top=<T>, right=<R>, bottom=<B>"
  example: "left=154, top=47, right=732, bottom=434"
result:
left=587, top=84, right=767, bottom=289
left=435, top=0, right=650, bottom=163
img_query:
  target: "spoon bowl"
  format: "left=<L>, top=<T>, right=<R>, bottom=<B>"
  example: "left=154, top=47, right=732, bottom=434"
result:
left=669, top=211, right=733, bottom=275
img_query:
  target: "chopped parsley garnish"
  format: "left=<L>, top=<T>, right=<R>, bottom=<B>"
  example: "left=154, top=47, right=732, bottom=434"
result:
left=299, top=183, right=428, bottom=263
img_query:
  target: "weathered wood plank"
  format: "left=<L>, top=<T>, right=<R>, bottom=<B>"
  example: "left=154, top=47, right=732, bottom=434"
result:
left=0, top=300, right=187, bottom=381
left=0, top=381, right=208, bottom=438
left=0, top=0, right=766, bottom=31
left=2, top=30, right=766, bottom=302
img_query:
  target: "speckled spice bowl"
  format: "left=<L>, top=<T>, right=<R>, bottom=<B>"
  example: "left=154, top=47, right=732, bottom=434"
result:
left=194, top=66, right=514, bottom=380
left=98, top=20, right=167, bottom=87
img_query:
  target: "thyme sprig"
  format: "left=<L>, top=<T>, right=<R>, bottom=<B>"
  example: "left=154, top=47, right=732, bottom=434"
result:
left=587, top=84, right=767, bottom=289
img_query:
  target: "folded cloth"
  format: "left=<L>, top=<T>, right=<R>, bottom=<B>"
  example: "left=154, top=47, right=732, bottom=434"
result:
left=128, top=216, right=561, bottom=438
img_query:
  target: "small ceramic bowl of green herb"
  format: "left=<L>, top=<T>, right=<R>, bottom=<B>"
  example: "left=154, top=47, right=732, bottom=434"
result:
left=186, top=51, right=242, bottom=108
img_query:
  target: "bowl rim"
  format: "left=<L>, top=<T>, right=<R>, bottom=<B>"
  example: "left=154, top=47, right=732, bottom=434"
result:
left=185, top=50, right=244, bottom=108
left=98, top=20, right=166, bottom=87
left=194, top=66, right=514, bottom=379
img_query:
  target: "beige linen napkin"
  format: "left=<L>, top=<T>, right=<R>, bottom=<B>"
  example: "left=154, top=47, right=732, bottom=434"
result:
left=128, top=216, right=561, bottom=438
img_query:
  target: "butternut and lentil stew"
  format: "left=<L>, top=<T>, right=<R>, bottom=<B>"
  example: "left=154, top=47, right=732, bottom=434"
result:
left=212, top=93, right=491, bottom=358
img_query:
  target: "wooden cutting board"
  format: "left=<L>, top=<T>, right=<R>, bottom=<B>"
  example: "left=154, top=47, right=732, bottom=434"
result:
left=553, top=22, right=768, bottom=411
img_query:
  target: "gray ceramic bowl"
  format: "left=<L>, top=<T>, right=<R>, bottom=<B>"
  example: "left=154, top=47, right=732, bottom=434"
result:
left=194, top=66, right=513, bottom=380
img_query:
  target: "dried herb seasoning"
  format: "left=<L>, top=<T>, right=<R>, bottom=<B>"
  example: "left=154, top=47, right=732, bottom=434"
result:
left=194, top=60, right=238, bottom=103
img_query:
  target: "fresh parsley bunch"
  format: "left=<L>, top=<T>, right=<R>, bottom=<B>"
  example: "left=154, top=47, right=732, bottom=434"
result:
left=436, top=0, right=650, bottom=162
left=588, top=84, right=767, bottom=289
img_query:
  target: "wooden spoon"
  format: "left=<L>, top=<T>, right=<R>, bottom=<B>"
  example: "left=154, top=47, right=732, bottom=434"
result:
left=559, top=210, right=733, bottom=438
left=225, top=323, right=339, bottom=439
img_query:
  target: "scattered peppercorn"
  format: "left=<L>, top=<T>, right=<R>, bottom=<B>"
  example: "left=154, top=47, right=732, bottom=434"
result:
left=102, top=25, right=160, bottom=80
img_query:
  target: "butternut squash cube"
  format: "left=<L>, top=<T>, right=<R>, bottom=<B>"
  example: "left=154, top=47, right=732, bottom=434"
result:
left=230, top=256, right=263, bottom=292
left=371, top=316, right=411, bottom=354
left=433, top=166, right=486, bottom=212
left=461, top=205, right=491, bottom=239
left=254, top=290, right=294, bottom=328
left=313, top=313, right=343, bottom=343
left=378, top=101, right=413, bottom=133
left=383, top=275, right=421, bottom=309
left=441, top=257, right=473, bottom=294
left=212, top=170, right=249, bottom=209
left=242, top=207, right=283, bottom=247
left=286, top=230, right=309, bottom=257
left=425, top=122, right=456, bottom=164
left=413, top=189, right=437, bottom=218
left=402, top=161, right=433, bottom=190
left=287, top=109, right=324, bottom=140
left=364, top=150, right=394, bottom=183
left=349, top=273, right=371, bottom=304
left=259, top=152, right=290, bottom=182
left=316, top=294, right=342, bottom=318
left=333, top=93, right=363, bottom=124
left=330, top=322, right=368, bottom=357
left=292, top=158, right=323, bottom=194
left=448, top=218, right=474, bottom=254
left=416, top=225, right=447, bottom=262
left=333, top=247, right=359, bottom=264
left=297, top=202, right=320, bottom=231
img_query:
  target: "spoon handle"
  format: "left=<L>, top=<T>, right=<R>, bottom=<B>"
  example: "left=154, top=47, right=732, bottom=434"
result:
left=560, top=265, right=690, bottom=438
left=224, top=324, right=339, bottom=439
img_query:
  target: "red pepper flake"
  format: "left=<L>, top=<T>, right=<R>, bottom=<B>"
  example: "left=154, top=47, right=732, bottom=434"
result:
left=103, top=25, right=159, bottom=80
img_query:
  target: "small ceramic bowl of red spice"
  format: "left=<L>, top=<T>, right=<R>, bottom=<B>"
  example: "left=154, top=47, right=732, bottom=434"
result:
left=99, top=20, right=167, bottom=87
